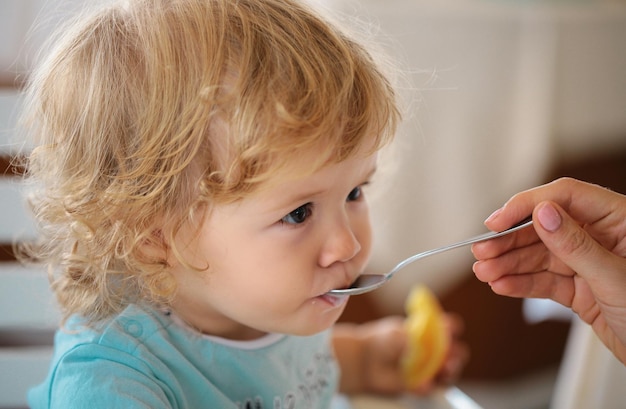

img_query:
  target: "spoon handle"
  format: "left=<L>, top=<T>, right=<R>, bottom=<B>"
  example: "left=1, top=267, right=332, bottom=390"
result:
left=388, top=216, right=533, bottom=278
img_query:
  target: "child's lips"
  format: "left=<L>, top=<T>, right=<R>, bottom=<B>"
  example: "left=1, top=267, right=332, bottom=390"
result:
left=318, top=292, right=349, bottom=307
left=316, top=272, right=359, bottom=306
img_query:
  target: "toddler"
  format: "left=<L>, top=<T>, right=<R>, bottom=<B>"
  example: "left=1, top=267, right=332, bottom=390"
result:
left=19, top=0, right=463, bottom=407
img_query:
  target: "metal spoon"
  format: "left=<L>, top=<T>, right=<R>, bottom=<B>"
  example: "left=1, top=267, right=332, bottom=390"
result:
left=327, top=217, right=534, bottom=296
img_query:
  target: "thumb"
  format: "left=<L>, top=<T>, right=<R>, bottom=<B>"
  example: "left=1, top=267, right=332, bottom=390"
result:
left=534, top=201, right=619, bottom=282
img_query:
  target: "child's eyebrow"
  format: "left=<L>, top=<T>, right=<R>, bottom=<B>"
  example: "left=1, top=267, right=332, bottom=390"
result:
left=364, top=167, right=377, bottom=180
left=357, top=166, right=378, bottom=186
left=277, top=165, right=378, bottom=206
left=274, top=187, right=326, bottom=208
left=258, top=162, right=378, bottom=213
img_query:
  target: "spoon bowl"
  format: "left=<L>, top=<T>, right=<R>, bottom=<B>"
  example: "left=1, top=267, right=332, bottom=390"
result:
left=328, top=217, right=534, bottom=296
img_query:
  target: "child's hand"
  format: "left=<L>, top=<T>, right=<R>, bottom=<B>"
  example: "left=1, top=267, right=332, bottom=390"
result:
left=401, top=286, right=467, bottom=394
left=355, top=316, right=411, bottom=394
left=333, top=313, right=467, bottom=396
left=408, top=312, right=467, bottom=394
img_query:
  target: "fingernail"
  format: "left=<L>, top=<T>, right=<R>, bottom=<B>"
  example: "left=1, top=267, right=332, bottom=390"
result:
left=485, top=207, right=502, bottom=224
left=537, top=203, right=561, bottom=232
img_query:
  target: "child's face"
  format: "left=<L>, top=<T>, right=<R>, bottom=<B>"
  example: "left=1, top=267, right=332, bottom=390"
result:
left=169, top=150, right=377, bottom=340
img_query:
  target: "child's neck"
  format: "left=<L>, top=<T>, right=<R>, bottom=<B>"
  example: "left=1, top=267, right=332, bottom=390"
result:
left=170, top=303, right=267, bottom=341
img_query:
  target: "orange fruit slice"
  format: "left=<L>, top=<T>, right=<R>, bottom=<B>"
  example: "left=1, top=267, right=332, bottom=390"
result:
left=402, top=285, right=450, bottom=388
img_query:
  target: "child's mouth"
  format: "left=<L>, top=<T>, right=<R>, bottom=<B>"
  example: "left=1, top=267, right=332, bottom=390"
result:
left=318, top=293, right=349, bottom=307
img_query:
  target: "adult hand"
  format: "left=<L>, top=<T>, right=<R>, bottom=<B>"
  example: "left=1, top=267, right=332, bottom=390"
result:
left=472, top=178, right=626, bottom=364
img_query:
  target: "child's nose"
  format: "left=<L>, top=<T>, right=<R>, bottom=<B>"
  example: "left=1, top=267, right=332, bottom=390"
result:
left=319, top=218, right=361, bottom=267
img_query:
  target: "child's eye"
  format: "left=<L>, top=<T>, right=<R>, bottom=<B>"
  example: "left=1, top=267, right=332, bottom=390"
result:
left=281, top=203, right=313, bottom=225
left=347, top=186, right=362, bottom=202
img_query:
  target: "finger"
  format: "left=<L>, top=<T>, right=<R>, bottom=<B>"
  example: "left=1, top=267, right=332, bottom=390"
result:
left=473, top=239, right=571, bottom=284
left=484, top=178, right=619, bottom=233
left=488, top=270, right=576, bottom=306
left=471, top=223, right=540, bottom=260
left=534, top=202, right=626, bottom=286
left=436, top=340, right=469, bottom=385
left=443, top=312, right=465, bottom=339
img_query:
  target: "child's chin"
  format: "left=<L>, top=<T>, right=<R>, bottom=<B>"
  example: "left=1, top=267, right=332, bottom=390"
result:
left=288, top=300, right=349, bottom=335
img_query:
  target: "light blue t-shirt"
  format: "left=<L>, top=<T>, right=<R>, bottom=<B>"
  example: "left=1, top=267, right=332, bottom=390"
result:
left=28, top=304, right=343, bottom=409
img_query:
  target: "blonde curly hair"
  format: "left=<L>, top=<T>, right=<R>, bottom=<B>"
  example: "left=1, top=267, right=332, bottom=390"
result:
left=19, top=0, right=400, bottom=324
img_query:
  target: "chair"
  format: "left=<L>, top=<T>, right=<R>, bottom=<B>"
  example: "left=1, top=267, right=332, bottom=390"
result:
left=0, top=88, right=60, bottom=409
left=551, top=317, right=626, bottom=409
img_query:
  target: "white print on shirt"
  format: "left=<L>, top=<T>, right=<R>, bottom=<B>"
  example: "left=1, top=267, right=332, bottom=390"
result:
left=236, top=351, right=336, bottom=409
